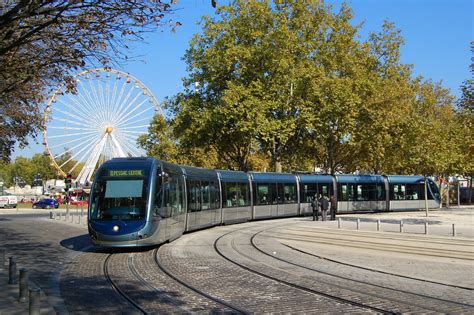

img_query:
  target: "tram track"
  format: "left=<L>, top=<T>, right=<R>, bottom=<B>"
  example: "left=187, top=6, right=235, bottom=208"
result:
left=214, top=229, right=394, bottom=314
left=154, top=247, right=248, bottom=314
left=276, top=228, right=474, bottom=260
left=282, top=242, right=473, bottom=291
left=250, top=230, right=474, bottom=309
left=103, top=253, right=147, bottom=315
left=214, top=225, right=474, bottom=314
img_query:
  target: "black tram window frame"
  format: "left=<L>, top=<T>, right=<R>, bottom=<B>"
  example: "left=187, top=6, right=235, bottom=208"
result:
left=222, top=181, right=250, bottom=208
left=186, top=179, right=220, bottom=212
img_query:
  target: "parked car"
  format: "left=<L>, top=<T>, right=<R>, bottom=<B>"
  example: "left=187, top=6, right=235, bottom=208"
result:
left=0, top=195, right=18, bottom=208
left=70, top=200, right=88, bottom=206
left=32, top=198, right=59, bottom=209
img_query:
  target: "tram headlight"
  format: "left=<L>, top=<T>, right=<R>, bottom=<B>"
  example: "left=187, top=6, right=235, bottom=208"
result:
left=112, top=225, right=119, bottom=232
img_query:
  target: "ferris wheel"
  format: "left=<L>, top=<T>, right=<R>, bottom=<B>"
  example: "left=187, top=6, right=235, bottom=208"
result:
left=42, top=67, right=161, bottom=185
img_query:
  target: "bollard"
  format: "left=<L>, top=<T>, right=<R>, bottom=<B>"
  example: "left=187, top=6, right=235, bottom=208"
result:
left=452, top=223, right=456, bottom=237
left=19, top=268, right=29, bottom=302
left=424, top=222, right=429, bottom=234
left=29, top=287, right=40, bottom=315
left=338, top=218, right=341, bottom=229
left=356, top=218, right=360, bottom=230
left=8, top=257, right=17, bottom=285
left=377, top=219, right=380, bottom=231
left=50, top=211, right=53, bottom=219
left=0, top=249, right=5, bottom=269
left=400, top=220, right=404, bottom=233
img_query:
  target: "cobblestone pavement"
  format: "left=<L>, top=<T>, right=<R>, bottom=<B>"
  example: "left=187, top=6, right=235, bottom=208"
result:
left=0, top=207, right=472, bottom=313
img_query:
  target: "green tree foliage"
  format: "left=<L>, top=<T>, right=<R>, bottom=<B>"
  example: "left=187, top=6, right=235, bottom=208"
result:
left=140, top=0, right=464, bottom=177
left=0, top=0, right=176, bottom=162
left=455, top=41, right=474, bottom=180
left=0, top=153, right=56, bottom=187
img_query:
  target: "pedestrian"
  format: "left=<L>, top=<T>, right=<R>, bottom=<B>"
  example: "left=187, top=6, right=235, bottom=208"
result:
left=330, top=195, right=337, bottom=220
left=320, top=195, right=329, bottom=221
left=311, top=194, right=319, bottom=221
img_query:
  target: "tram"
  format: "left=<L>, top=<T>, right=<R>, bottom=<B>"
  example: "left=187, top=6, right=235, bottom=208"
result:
left=88, top=157, right=441, bottom=247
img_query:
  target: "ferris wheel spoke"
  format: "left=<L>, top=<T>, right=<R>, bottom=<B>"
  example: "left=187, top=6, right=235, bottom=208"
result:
left=116, top=133, right=145, bottom=156
left=98, top=78, right=114, bottom=125
left=49, top=133, right=98, bottom=150
left=51, top=107, right=96, bottom=128
left=109, top=77, right=128, bottom=121
left=53, top=133, right=101, bottom=162
left=77, top=80, right=106, bottom=123
left=110, top=83, right=136, bottom=124
left=118, top=137, right=143, bottom=157
left=56, top=98, right=96, bottom=126
left=114, top=100, right=155, bottom=127
left=112, top=88, right=143, bottom=124
left=59, top=135, right=102, bottom=169
left=47, top=125, right=97, bottom=131
left=44, top=68, right=160, bottom=184
left=104, top=78, right=116, bottom=124
left=87, top=78, right=109, bottom=124
left=114, top=130, right=150, bottom=135
left=48, top=130, right=98, bottom=139
left=117, top=116, right=157, bottom=128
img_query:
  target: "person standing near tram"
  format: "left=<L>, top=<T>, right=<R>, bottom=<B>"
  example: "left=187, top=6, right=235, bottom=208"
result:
left=320, top=195, right=329, bottom=221
left=330, top=195, right=337, bottom=220
left=311, top=194, right=319, bottom=221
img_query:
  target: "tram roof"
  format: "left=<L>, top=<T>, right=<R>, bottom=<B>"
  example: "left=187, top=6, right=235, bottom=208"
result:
left=217, top=170, right=249, bottom=182
left=386, top=175, right=425, bottom=184
left=298, top=174, right=333, bottom=184
left=335, top=174, right=384, bottom=184
left=250, top=172, right=297, bottom=183
left=181, top=165, right=218, bottom=180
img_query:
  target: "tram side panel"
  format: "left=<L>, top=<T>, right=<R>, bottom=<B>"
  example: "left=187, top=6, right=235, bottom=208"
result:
left=218, top=171, right=252, bottom=224
left=387, top=176, right=441, bottom=211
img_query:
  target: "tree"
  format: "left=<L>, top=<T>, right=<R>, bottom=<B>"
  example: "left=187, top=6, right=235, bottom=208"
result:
left=346, top=21, right=416, bottom=174
left=0, top=0, right=175, bottom=162
left=169, top=0, right=369, bottom=172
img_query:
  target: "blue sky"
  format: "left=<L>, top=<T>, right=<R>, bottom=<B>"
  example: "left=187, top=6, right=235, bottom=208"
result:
left=12, top=0, right=473, bottom=159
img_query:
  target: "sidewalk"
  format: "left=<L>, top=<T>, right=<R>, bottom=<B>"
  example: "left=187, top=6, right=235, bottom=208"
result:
left=0, top=265, right=55, bottom=315
left=332, top=206, right=474, bottom=238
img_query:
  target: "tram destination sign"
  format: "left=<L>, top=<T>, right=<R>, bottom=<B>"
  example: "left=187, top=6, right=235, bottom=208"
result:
left=109, top=170, right=144, bottom=177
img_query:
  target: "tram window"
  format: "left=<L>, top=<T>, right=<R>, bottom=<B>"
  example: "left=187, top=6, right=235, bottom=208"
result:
left=405, top=184, right=419, bottom=200
left=276, top=183, right=284, bottom=204
left=224, top=182, right=237, bottom=207
left=167, top=176, right=184, bottom=216
left=318, top=184, right=330, bottom=199
left=339, top=184, right=348, bottom=201
left=391, top=184, right=405, bottom=200
left=284, top=184, right=296, bottom=203
left=427, top=180, right=439, bottom=200
left=224, top=182, right=249, bottom=207
left=237, top=183, right=249, bottom=206
left=257, top=184, right=270, bottom=205
left=188, top=181, right=201, bottom=212
left=154, top=173, right=163, bottom=217
left=376, top=184, right=386, bottom=201
left=302, top=184, right=317, bottom=203
left=210, top=182, right=220, bottom=209
left=201, top=181, right=210, bottom=210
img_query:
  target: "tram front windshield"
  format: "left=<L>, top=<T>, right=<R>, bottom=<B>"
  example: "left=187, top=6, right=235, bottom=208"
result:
left=90, top=170, right=148, bottom=221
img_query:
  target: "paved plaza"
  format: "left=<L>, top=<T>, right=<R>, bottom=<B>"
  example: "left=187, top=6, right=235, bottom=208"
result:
left=0, top=206, right=473, bottom=313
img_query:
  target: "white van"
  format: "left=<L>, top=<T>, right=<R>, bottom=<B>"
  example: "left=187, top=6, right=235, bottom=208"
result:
left=0, top=195, right=18, bottom=208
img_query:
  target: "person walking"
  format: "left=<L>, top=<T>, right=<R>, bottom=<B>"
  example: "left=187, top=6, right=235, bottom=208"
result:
left=311, top=194, right=319, bottom=221
left=320, top=195, right=329, bottom=221
left=330, top=195, right=337, bottom=220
